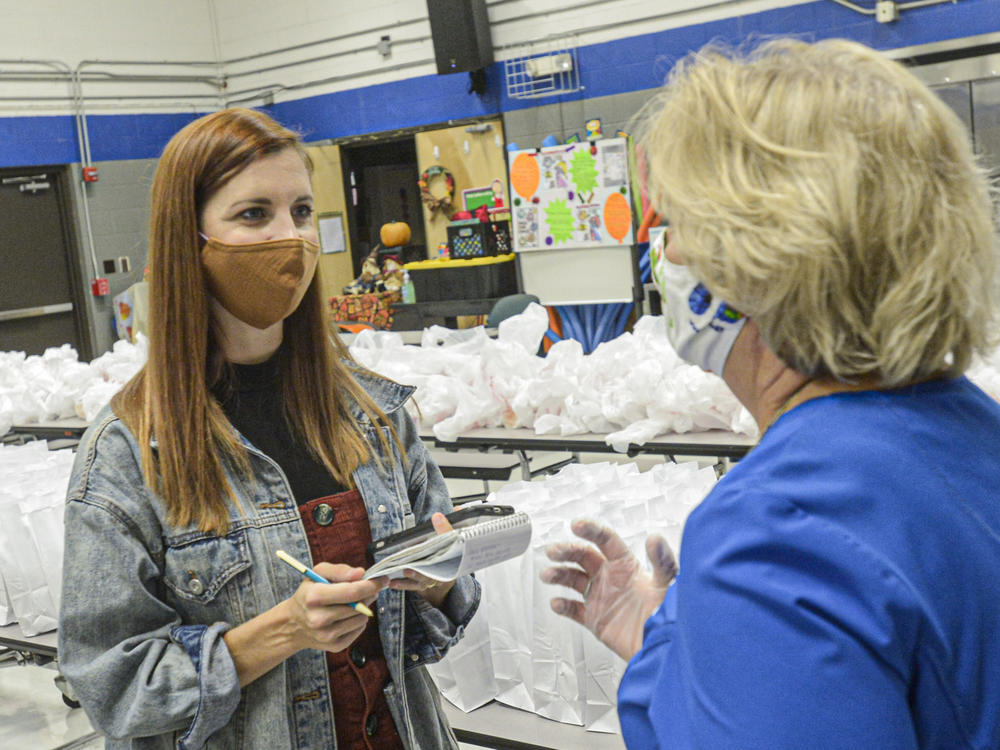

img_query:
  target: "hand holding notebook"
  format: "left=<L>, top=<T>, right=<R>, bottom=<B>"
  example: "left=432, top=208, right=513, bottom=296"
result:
left=364, top=504, right=532, bottom=582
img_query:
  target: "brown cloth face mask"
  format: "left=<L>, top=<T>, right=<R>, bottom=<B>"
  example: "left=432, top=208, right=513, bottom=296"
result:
left=201, top=236, right=320, bottom=329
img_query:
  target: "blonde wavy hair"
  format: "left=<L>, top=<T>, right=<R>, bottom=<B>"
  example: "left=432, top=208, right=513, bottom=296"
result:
left=638, top=38, right=998, bottom=386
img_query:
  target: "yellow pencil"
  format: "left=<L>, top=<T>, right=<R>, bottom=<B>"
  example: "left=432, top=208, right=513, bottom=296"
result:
left=276, top=549, right=375, bottom=617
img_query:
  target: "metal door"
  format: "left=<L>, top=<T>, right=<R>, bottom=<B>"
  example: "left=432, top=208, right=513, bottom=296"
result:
left=972, top=77, right=1000, bottom=182
left=0, top=166, right=89, bottom=358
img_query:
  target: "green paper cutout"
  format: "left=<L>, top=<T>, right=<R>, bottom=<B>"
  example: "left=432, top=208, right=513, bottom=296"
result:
left=545, top=199, right=574, bottom=244
left=570, top=149, right=599, bottom=196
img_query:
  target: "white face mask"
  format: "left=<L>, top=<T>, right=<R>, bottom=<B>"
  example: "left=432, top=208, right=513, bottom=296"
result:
left=650, top=231, right=746, bottom=375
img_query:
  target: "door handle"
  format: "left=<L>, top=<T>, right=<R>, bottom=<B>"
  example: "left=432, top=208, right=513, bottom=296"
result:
left=0, top=302, right=74, bottom=322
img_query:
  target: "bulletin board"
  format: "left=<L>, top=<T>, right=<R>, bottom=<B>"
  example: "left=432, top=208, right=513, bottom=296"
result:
left=509, top=137, right=633, bottom=251
left=508, top=137, right=637, bottom=305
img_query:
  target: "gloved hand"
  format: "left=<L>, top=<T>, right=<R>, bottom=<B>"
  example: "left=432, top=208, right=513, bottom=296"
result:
left=541, top=519, right=677, bottom=661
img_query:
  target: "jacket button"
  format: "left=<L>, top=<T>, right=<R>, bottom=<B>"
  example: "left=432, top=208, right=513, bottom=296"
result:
left=312, top=503, right=335, bottom=526
left=350, top=646, right=366, bottom=668
left=365, top=713, right=378, bottom=736
left=188, top=577, right=205, bottom=596
left=376, top=504, right=387, bottom=513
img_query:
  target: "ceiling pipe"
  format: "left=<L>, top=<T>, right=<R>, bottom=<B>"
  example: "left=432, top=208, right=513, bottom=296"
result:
left=224, top=35, right=429, bottom=80
left=221, top=17, right=427, bottom=66
left=224, top=57, right=435, bottom=102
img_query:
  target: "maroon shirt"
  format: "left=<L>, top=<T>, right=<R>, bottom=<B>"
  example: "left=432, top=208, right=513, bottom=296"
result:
left=215, top=359, right=404, bottom=749
left=300, top=490, right=404, bottom=750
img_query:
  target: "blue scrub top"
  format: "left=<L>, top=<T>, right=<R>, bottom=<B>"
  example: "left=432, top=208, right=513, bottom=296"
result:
left=619, top=377, right=1000, bottom=749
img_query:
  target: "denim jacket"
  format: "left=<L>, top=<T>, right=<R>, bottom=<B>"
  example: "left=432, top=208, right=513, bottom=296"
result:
left=58, top=371, right=480, bottom=750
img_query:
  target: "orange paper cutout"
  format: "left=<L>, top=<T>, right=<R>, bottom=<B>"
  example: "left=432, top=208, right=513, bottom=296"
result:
left=510, top=153, right=540, bottom=200
left=603, top=192, right=632, bottom=243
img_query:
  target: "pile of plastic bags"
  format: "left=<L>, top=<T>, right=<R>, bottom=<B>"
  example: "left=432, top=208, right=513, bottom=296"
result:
left=1, top=310, right=757, bottom=450
left=351, top=304, right=758, bottom=446
left=5, top=306, right=999, bottom=447
left=0, top=337, right=147, bottom=434
left=0, top=442, right=75, bottom=636
left=427, top=459, right=719, bottom=732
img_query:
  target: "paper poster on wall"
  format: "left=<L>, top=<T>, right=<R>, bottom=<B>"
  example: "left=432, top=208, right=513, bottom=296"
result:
left=508, top=137, right=634, bottom=252
left=462, top=186, right=495, bottom=212
left=318, top=211, right=346, bottom=254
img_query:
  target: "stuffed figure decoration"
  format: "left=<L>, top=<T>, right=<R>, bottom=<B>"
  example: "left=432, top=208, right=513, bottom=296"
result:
left=342, top=249, right=382, bottom=295
left=380, top=257, right=404, bottom=292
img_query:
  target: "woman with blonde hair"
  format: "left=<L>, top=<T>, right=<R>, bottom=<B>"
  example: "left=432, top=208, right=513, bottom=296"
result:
left=543, top=38, right=1000, bottom=748
left=58, top=107, right=479, bottom=749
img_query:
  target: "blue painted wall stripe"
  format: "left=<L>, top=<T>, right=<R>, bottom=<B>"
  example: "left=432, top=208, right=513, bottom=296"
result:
left=0, top=112, right=205, bottom=167
left=2, top=0, right=998, bottom=167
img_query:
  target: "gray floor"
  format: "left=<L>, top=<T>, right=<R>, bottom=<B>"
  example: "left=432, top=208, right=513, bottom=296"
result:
left=0, top=661, right=516, bottom=749
left=0, top=660, right=499, bottom=749
left=0, top=663, right=101, bottom=749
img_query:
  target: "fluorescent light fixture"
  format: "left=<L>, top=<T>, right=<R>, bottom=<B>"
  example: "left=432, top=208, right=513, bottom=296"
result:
left=525, top=53, right=573, bottom=78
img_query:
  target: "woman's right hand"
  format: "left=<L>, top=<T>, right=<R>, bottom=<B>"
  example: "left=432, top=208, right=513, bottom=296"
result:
left=285, top=563, right=387, bottom=653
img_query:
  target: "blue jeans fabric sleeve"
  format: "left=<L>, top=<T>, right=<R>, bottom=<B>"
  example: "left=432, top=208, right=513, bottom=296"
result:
left=169, top=623, right=241, bottom=750
left=404, top=577, right=481, bottom=664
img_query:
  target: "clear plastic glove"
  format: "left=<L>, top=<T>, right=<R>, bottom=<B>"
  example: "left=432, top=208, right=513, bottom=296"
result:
left=541, top=518, right=677, bottom=661
left=388, top=512, right=456, bottom=608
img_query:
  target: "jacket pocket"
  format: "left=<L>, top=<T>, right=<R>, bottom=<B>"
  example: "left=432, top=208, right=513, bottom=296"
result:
left=162, top=530, right=252, bottom=622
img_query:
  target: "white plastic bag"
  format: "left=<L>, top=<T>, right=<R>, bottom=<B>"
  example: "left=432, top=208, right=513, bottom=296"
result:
left=496, top=302, right=548, bottom=354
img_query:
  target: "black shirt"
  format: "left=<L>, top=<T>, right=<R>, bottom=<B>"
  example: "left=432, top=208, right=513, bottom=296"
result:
left=213, top=357, right=348, bottom=505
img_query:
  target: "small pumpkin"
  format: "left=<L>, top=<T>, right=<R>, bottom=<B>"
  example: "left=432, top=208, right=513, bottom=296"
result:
left=380, top=221, right=411, bottom=248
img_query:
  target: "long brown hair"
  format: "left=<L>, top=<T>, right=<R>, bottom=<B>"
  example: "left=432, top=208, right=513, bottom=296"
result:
left=113, top=108, right=396, bottom=535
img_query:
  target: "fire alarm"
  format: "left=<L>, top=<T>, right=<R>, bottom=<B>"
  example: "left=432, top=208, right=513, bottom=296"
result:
left=83, top=166, right=99, bottom=182
left=91, top=277, right=110, bottom=296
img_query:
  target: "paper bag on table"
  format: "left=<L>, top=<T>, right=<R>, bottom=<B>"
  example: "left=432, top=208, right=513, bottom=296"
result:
left=0, top=573, right=15, bottom=626
left=528, top=544, right=587, bottom=726
left=581, top=614, right=627, bottom=733
left=0, top=444, right=73, bottom=636
left=0, top=499, right=60, bottom=636
left=480, top=550, right=536, bottom=712
left=427, top=588, right=498, bottom=712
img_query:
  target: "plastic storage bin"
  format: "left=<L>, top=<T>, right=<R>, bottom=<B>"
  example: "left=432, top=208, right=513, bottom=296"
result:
left=446, top=219, right=512, bottom=258
left=404, top=254, right=517, bottom=301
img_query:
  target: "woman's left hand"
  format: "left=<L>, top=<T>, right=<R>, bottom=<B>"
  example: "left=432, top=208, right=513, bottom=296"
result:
left=388, top=512, right=455, bottom=608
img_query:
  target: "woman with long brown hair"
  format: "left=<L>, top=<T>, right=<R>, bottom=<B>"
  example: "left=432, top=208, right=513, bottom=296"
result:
left=58, top=107, right=479, bottom=749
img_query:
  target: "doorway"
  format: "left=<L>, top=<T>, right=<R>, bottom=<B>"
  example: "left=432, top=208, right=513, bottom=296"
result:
left=339, top=137, right=425, bottom=276
left=0, top=165, right=91, bottom=359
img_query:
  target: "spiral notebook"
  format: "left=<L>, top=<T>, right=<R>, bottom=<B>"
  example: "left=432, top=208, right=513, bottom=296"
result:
left=363, top=511, right=532, bottom=582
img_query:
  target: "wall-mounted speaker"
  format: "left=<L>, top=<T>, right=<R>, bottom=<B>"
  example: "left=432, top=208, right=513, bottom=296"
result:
left=427, top=0, right=494, bottom=75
